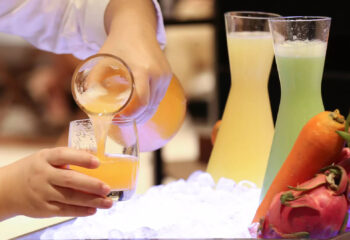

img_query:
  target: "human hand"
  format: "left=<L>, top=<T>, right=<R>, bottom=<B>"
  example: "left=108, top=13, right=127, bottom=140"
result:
left=99, top=37, right=172, bottom=123
left=0, top=147, right=113, bottom=220
left=98, top=0, right=172, bottom=123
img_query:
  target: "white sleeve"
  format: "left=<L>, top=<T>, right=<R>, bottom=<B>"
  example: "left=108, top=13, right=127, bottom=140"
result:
left=0, top=0, right=166, bottom=60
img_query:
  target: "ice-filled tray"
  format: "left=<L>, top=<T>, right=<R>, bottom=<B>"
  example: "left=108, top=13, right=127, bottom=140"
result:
left=15, top=171, right=350, bottom=240
left=16, top=171, right=261, bottom=239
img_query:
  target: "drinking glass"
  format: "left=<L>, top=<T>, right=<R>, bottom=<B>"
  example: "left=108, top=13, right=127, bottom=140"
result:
left=207, top=11, right=279, bottom=186
left=68, top=118, right=139, bottom=201
left=260, top=16, right=331, bottom=199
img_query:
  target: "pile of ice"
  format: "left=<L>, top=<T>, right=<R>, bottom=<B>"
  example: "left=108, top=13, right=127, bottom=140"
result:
left=40, top=171, right=261, bottom=239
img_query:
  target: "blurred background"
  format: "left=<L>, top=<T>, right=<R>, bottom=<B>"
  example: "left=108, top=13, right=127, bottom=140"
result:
left=0, top=0, right=349, bottom=193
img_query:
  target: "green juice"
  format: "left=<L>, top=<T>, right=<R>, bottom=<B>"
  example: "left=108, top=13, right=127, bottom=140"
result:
left=260, top=41, right=326, bottom=200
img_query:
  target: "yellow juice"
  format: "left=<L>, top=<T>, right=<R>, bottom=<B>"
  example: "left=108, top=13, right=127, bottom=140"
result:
left=207, top=32, right=274, bottom=186
left=70, top=154, right=139, bottom=190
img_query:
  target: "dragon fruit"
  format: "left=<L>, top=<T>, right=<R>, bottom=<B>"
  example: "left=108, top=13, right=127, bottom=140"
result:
left=336, top=148, right=350, bottom=232
left=259, top=165, right=349, bottom=239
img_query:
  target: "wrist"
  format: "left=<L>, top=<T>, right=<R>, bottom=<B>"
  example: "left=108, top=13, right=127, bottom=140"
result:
left=104, top=0, right=157, bottom=36
left=99, top=24, right=161, bottom=58
left=0, top=166, right=11, bottom=221
left=0, top=165, right=16, bottom=220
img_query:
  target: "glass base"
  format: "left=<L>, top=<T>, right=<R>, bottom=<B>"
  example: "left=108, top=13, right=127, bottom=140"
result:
left=107, top=189, right=135, bottom=201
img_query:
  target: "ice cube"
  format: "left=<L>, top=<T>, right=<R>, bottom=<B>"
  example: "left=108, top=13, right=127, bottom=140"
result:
left=126, top=226, right=157, bottom=238
left=216, top=177, right=236, bottom=192
left=187, top=170, right=215, bottom=188
left=108, top=229, right=124, bottom=239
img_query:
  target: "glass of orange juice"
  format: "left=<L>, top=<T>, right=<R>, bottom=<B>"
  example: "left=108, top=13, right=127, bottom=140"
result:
left=68, top=118, right=139, bottom=201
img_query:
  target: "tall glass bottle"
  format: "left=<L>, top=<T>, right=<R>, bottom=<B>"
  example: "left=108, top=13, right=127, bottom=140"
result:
left=260, top=17, right=331, bottom=199
left=207, top=12, right=279, bottom=186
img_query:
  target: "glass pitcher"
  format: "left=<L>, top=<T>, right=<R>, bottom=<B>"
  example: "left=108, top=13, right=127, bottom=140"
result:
left=71, top=53, right=187, bottom=152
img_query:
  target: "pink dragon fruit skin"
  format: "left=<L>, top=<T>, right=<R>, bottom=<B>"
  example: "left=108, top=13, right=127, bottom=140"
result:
left=337, top=148, right=350, bottom=232
left=259, top=165, right=349, bottom=239
left=336, top=148, right=350, bottom=164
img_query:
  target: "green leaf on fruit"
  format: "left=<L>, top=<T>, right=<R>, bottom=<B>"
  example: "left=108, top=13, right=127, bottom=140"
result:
left=336, top=131, right=350, bottom=147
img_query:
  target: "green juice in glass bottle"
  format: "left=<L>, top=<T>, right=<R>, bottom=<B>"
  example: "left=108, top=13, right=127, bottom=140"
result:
left=260, top=40, right=327, bottom=200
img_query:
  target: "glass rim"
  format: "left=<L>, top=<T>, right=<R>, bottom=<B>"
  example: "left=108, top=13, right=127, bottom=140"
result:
left=269, top=16, right=331, bottom=22
left=70, top=118, right=136, bottom=125
left=224, top=11, right=281, bottom=19
left=71, top=53, right=135, bottom=116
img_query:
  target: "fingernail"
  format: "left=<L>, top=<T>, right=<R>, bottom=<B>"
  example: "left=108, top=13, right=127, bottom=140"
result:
left=87, top=208, right=96, bottom=214
left=102, top=199, right=113, bottom=208
left=102, top=184, right=111, bottom=195
left=90, top=156, right=100, bottom=166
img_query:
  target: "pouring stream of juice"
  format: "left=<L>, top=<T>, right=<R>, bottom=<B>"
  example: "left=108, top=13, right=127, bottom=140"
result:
left=74, top=59, right=133, bottom=160
left=70, top=65, right=139, bottom=192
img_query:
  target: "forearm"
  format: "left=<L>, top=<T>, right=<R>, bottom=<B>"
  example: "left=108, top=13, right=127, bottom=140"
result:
left=101, top=0, right=161, bottom=54
left=104, top=0, right=158, bottom=39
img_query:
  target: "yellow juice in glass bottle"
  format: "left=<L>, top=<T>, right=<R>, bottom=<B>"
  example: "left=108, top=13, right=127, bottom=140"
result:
left=207, top=32, right=274, bottom=186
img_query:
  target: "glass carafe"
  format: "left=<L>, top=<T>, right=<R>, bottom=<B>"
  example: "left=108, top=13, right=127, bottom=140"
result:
left=71, top=53, right=187, bottom=152
left=207, top=12, right=279, bottom=186
left=260, top=16, right=331, bottom=200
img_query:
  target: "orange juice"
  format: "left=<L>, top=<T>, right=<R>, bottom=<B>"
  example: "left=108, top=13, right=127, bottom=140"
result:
left=69, top=115, right=139, bottom=196
left=70, top=54, right=186, bottom=199
left=70, top=154, right=139, bottom=190
left=118, top=75, right=187, bottom=152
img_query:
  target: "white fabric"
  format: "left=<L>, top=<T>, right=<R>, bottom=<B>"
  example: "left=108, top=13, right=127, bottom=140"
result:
left=0, top=0, right=166, bottom=59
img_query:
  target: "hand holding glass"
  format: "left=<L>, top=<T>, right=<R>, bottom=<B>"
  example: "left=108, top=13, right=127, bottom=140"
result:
left=68, top=118, right=139, bottom=201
